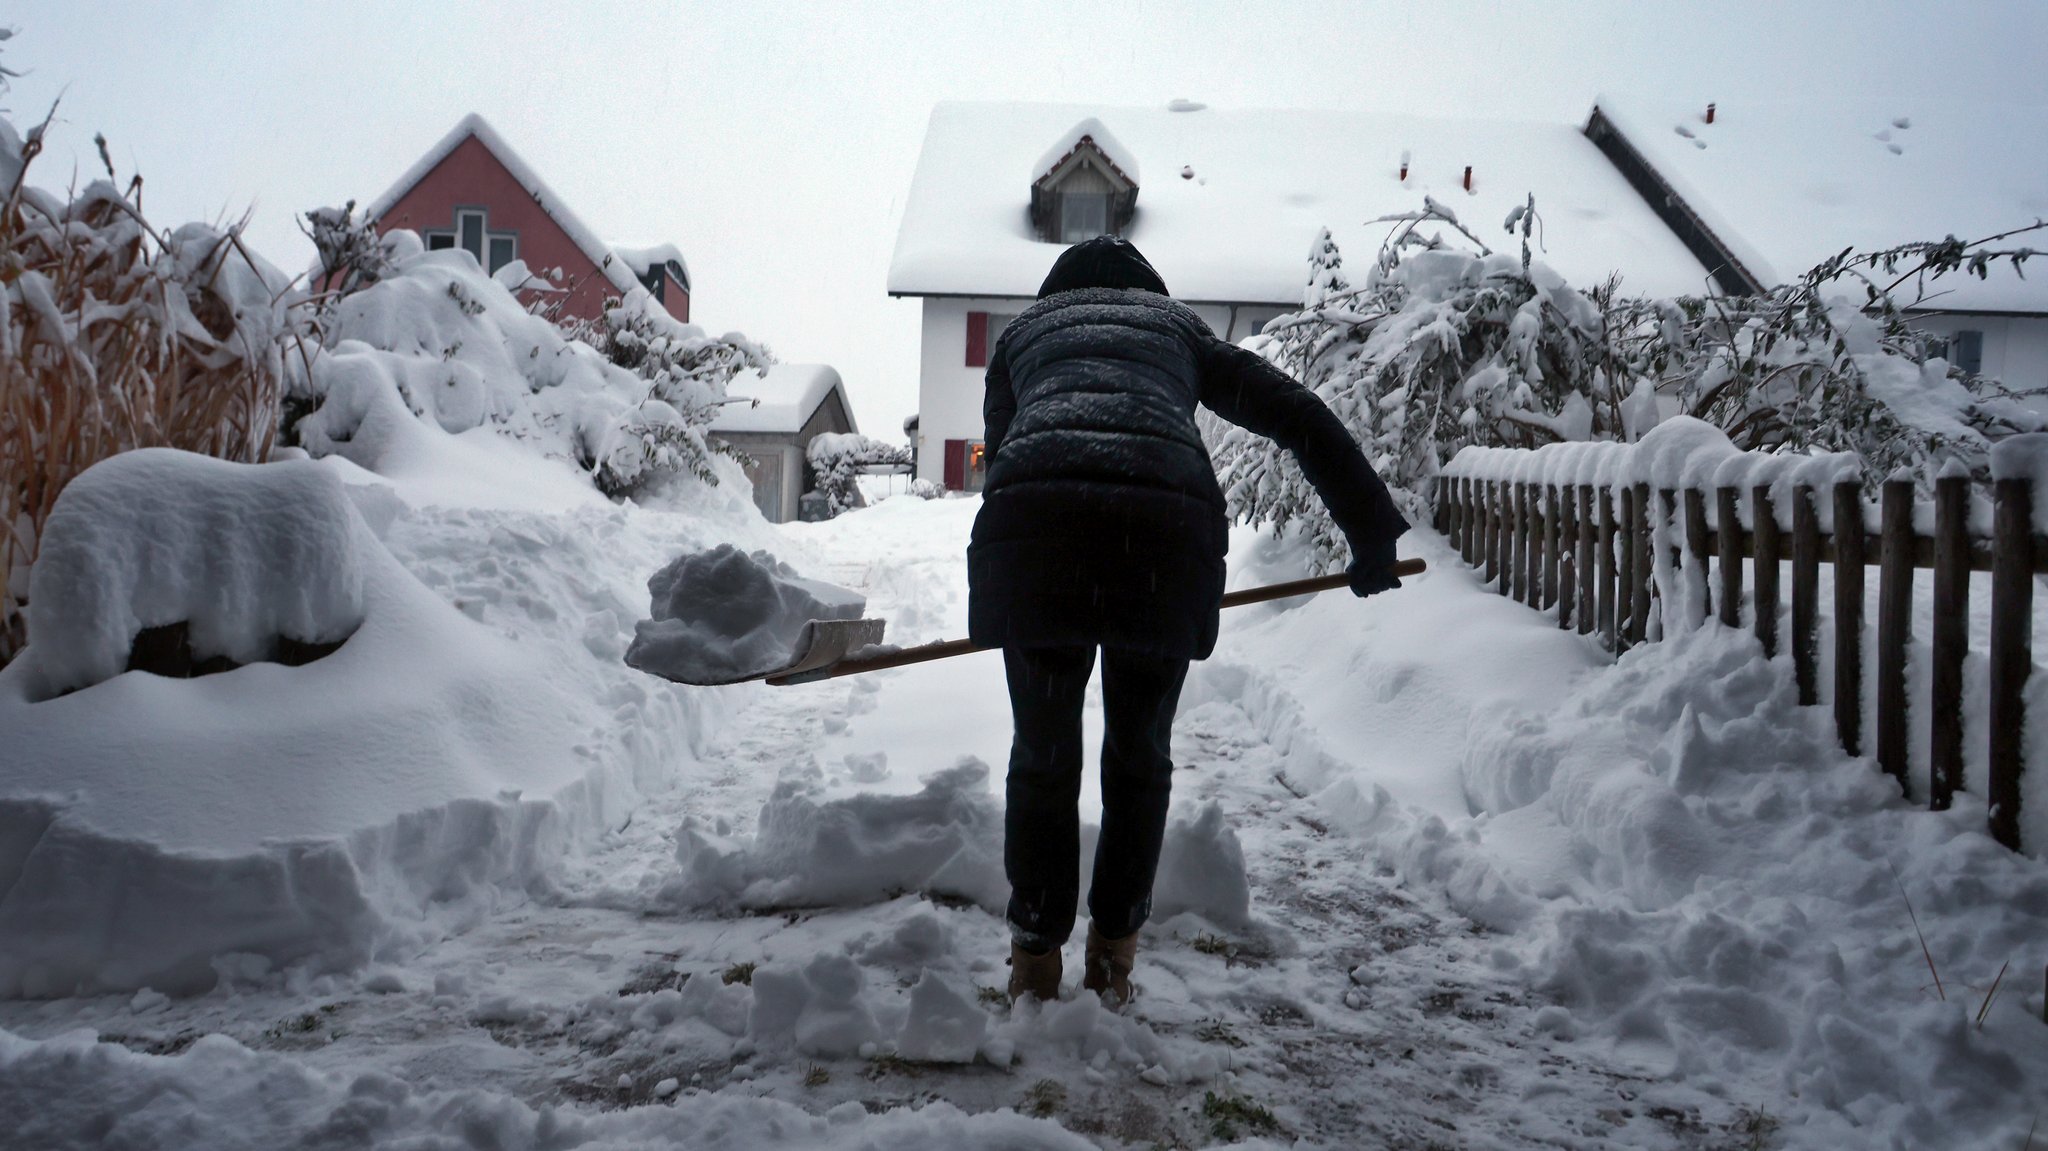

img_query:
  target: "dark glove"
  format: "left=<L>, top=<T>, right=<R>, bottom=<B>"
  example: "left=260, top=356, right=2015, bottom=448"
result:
left=1346, top=535, right=1401, bottom=598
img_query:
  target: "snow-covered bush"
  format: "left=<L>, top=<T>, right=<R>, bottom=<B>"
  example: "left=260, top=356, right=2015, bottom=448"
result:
left=288, top=236, right=770, bottom=501
left=0, top=44, right=293, bottom=664
left=1209, top=202, right=1627, bottom=569
left=562, top=292, right=771, bottom=496
left=805, top=432, right=913, bottom=517
left=301, top=200, right=396, bottom=301
left=1212, top=197, right=2045, bottom=571
left=1627, top=229, right=2046, bottom=482
left=20, top=449, right=365, bottom=699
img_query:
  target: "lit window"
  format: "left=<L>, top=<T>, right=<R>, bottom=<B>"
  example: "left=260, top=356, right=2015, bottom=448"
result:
left=966, top=441, right=989, bottom=492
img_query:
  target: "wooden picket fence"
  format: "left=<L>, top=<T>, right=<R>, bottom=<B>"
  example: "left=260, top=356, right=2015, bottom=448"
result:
left=1432, top=439, right=2043, bottom=853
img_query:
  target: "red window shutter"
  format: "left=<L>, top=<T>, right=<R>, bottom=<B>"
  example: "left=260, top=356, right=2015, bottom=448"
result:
left=965, top=312, right=990, bottom=368
left=944, top=440, right=967, bottom=490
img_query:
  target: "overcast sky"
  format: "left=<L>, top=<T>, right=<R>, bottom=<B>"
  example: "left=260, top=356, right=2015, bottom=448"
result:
left=11, top=1, right=2046, bottom=438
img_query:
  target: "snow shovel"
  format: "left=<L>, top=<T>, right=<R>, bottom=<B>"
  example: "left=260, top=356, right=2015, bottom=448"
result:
left=761, top=557, right=1427, bottom=686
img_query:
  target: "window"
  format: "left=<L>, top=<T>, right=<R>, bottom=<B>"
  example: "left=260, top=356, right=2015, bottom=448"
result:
left=457, top=210, right=486, bottom=263
left=1953, top=329, right=1984, bottom=375
left=426, top=208, right=518, bottom=273
left=966, top=312, right=1023, bottom=367
left=943, top=439, right=989, bottom=492
left=1929, top=329, right=1985, bottom=375
left=1059, top=192, right=1110, bottom=242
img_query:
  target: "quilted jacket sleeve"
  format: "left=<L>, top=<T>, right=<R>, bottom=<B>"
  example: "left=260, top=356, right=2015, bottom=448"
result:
left=1198, top=338, right=1409, bottom=553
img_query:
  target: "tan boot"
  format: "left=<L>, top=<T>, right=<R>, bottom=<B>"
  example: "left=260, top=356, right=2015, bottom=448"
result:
left=1082, top=924, right=1137, bottom=1006
left=1008, top=942, right=1062, bottom=1003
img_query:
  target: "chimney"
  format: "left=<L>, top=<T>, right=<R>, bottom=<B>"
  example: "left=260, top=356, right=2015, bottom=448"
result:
left=1462, top=165, right=1473, bottom=192
left=1705, top=102, right=1717, bottom=125
left=1399, top=149, right=1411, bottom=182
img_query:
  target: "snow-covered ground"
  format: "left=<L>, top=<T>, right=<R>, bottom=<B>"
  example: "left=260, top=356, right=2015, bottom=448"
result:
left=3, top=467, right=2046, bottom=1147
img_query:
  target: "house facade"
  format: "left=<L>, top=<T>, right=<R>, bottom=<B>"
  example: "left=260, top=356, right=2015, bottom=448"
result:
left=891, top=100, right=2045, bottom=491
left=710, top=363, right=859, bottom=523
left=363, top=114, right=690, bottom=325
left=888, top=102, right=1711, bottom=490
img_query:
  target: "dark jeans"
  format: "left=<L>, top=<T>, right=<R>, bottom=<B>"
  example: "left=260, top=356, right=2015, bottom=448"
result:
left=1003, top=644, right=1190, bottom=952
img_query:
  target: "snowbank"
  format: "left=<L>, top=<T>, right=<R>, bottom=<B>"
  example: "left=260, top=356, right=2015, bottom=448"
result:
left=660, top=759, right=1253, bottom=931
left=0, top=280, right=787, bottom=997
left=21, top=450, right=366, bottom=699
left=0, top=447, right=764, bottom=996
left=1205, top=516, right=2048, bottom=1149
left=625, top=545, right=866, bottom=684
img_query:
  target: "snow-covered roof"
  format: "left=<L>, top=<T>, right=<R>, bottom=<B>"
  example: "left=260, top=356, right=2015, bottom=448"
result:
left=614, top=243, right=692, bottom=292
left=890, top=101, right=1715, bottom=304
left=363, top=113, right=646, bottom=299
left=711, top=363, right=855, bottom=435
left=1598, top=97, right=2048, bottom=314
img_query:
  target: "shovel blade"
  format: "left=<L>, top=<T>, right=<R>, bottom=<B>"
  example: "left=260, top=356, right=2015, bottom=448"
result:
left=627, top=617, right=886, bottom=686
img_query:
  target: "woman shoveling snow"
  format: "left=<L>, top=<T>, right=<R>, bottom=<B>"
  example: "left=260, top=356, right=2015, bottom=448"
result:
left=970, top=236, right=1409, bottom=1006
left=623, top=236, right=1410, bottom=1008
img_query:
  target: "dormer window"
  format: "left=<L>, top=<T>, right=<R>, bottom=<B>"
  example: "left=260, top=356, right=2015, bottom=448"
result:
left=1030, top=119, right=1139, bottom=244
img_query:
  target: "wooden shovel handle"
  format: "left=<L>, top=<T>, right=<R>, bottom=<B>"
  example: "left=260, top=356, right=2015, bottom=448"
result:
left=1218, top=556, right=1428, bottom=608
left=771, top=557, right=1427, bottom=683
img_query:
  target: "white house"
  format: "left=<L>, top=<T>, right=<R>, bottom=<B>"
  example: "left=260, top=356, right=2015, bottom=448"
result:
left=1588, top=97, right=2048, bottom=384
left=890, top=100, right=2048, bottom=491
left=888, top=101, right=1714, bottom=490
left=710, top=363, right=858, bottom=523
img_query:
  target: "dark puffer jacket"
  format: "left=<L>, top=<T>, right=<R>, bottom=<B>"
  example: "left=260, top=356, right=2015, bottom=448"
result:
left=967, top=241, right=1408, bottom=660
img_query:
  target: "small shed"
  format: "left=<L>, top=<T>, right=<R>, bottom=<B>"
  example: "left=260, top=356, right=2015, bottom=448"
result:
left=710, top=364, right=858, bottom=523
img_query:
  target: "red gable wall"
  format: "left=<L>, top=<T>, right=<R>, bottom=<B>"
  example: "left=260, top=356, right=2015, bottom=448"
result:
left=373, top=134, right=622, bottom=324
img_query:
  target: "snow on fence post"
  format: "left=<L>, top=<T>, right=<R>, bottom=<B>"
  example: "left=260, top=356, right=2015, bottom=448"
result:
left=1792, top=486, right=1823, bottom=707
left=1684, top=487, right=1712, bottom=627
left=1987, top=445, right=2038, bottom=852
left=1630, top=482, right=1655, bottom=646
left=1577, top=484, right=1597, bottom=636
left=1753, top=486, right=1782, bottom=659
left=1834, top=481, right=1866, bottom=757
left=1598, top=486, right=1619, bottom=649
left=1930, top=471, right=1969, bottom=812
left=1717, top=486, right=1743, bottom=630
left=1877, top=477, right=1915, bottom=795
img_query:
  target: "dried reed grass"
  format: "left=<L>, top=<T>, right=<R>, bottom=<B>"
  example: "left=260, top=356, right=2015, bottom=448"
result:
left=0, top=109, right=283, bottom=663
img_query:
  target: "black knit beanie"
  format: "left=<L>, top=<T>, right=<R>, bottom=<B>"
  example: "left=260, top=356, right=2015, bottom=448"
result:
left=1037, top=235, right=1169, bottom=299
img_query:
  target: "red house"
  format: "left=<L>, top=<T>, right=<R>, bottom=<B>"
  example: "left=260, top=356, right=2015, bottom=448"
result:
left=362, top=114, right=690, bottom=324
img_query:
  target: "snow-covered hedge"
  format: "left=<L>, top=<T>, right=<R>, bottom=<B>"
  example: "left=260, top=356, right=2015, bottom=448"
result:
left=805, top=432, right=913, bottom=517
left=292, top=230, right=770, bottom=502
left=1211, top=199, right=2044, bottom=571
